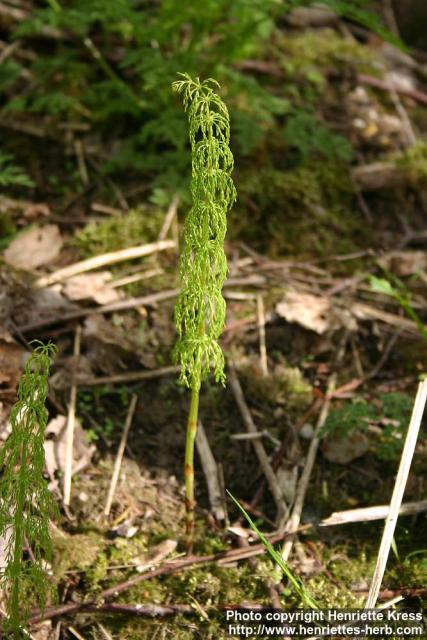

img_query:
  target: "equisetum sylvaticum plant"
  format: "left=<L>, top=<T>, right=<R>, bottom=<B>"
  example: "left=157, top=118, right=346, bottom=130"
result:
left=0, top=341, right=57, bottom=638
left=172, top=73, right=236, bottom=551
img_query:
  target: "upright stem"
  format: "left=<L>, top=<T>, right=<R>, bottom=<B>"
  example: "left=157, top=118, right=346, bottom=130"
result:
left=184, top=384, right=200, bottom=553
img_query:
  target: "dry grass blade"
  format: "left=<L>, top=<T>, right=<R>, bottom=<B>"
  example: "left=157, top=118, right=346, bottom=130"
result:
left=365, top=378, right=427, bottom=609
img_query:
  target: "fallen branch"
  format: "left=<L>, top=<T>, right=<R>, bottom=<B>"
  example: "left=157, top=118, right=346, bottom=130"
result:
left=19, top=275, right=264, bottom=333
left=73, top=365, right=180, bottom=388
left=36, top=240, right=176, bottom=288
left=18, top=289, right=179, bottom=333
left=320, top=499, right=427, bottom=526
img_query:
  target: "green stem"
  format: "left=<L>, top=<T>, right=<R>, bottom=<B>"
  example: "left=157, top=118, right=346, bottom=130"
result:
left=10, top=438, right=28, bottom=638
left=184, top=384, right=200, bottom=553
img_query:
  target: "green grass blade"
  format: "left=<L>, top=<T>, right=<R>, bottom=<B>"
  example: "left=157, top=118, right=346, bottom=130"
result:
left=227, top=491, right=319, bottom=609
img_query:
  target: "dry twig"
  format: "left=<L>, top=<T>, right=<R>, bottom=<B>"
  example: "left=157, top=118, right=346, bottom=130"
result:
left=228, top=364, right=288, bottom=522
left=63, top=325, right=81, bottom=506
left=321, top=499, right=427, bottom=526
left=195, top=420, right=225, bottom=521
left=256, top=294, right=268, bottom=376
left=36, top=240, right=175, bottom=287
left=278, top=374, right=336, bottom=563
left=158, top=195, right=179, bottom=241
left=104, top=394, right=138, bottom=517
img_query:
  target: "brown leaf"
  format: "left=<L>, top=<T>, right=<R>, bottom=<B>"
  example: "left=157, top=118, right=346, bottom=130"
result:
left=131, top=539, right=178, bottom=572
left=0, top=329, right=28, bottom=390
left=44, top=415, right=95, bottom=483
left=4, top=224, right=63, bottom=270
left=378, top=251, right=427, bottom=277
left=277, top=292, right=331, bottom=334
left=321, top=432, right=369, bottom=464
left=62, top=272, right=122, bottom=304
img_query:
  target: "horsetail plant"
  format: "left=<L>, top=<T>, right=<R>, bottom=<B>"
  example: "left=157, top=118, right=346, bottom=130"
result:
left=172, top=73, right=236, bottom=551
left=0, top=341, right=58, bottom=638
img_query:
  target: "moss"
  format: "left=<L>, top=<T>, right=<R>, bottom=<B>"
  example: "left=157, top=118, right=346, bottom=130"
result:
left=0, top=213, right=16, bottom=250
left=276, top=29, right=376, bottom=82
left=74, top=206, right=164, bottom=257
left=52, top=530, right=105, bottom=579
left=234, top=162, right=363, bottom=257
left=395, top=141, right=427, bottom=185
left=238, top=362, right=312, bottom=417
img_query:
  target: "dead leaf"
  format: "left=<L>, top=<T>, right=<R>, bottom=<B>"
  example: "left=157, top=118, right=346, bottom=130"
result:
left=276, top=291, right=356, bottom=334
left=227, top=526, right=252, bottom=539
left=15, top=286, right=77, bottom=329
left=131, top=539, right=178, bottom=572
left=49, top=354, right=94, bottom=390
left=4, top=224, right=63, bottom=270
left=276, top=466, right=298, bottom=505
left=321, top=432, right=369, bottom=464
left=44, top=415, right=95, bottom=484
left=62, top=272, right=122, bottom=304
left=0, top=331, right=28, bottom=390
left=0, top=402, right=12, bottom=441
left=378, top=251, right=427, bottom=277
left=276, top=291, right=331, bottom=334
left=84, top=315, right=134, bottom=349
left=29, top=622, right=52, bottom=640
left=113, top=519, right=139, bottom=539
left=83, top=314, right=139, bottom=373
left=22, top=202, right=51, bottom=221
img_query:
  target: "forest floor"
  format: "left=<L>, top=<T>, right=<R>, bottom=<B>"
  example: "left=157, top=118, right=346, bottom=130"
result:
left=1, top=3, right=427, bottom=639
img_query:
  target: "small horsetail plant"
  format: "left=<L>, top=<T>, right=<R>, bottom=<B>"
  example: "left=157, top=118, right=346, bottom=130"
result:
left=172, top=73, right=236, bottom=551
left=0, top=341, right=58, bottom=638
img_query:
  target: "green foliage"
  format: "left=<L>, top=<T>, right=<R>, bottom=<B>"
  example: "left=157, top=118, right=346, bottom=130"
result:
left=0, top=152, right=34, bottom=189
left=0, top=342, right=57, bottom=638
left=318, top=0, right=401, bottom=46
left=282, top=110, right=353, bottom=161
left=2, top=0, right=392, bottom=200
left=173, top=74, right=236, bottom=391
left=370, top=275, right=427, bottom=346
left=0, top=213, right=17, bottom=251
left=321, top=398, right=376, bottom=438
left=378, top=392, right=412, bottom=460
left=236, top=162, right=358, bottom=256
